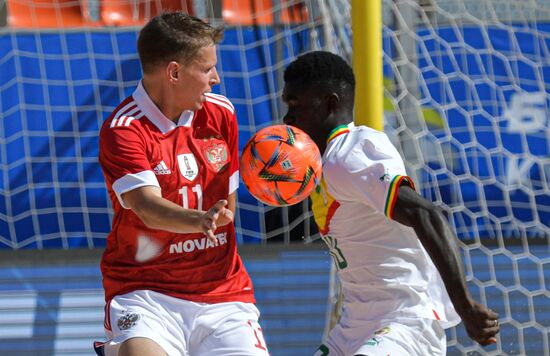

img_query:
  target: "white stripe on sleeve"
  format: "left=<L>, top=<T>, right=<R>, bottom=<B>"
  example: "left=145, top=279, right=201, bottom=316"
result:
left=112, top=170, right=160, bottom=209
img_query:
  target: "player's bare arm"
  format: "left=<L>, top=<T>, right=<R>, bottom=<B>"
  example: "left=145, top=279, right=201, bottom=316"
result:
left=392, top=185, right=499, bottom=346
left=217, top=191, right=236, bottom=227
left=122, top=185, right=233, bottom=243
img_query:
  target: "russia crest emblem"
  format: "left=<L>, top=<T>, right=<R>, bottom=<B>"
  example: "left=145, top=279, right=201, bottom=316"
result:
left=117, top=312, right=140, bottom=331
left=204, top=142, right=228, bottom=172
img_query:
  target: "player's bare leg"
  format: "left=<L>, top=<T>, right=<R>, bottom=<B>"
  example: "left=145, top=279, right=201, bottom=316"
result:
left=118, top=337, right=168, bottom=356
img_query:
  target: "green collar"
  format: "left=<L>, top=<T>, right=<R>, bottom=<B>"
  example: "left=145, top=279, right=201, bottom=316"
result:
left=326, top=124, right=350, bottom=145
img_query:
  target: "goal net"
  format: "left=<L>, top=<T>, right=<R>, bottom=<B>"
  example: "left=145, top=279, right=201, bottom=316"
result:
left=0, top=0, right=548, bottom=354
left=369, top=1, right=550, bottom=355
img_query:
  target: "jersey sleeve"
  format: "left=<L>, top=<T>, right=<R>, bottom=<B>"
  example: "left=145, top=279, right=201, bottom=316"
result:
left=225, top=102, right=239, bottom=195
left=325, top=129, right=414, bottom=219
left=203, top=93, right=239, bottom=195
left=99, top=122, right=159, bottom=208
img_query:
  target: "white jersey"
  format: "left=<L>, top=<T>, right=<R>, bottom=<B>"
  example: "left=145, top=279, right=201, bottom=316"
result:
left=310, top=122, right=461, bottom=330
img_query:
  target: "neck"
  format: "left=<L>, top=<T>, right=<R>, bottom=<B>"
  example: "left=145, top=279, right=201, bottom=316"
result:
left=142, top=76, right=180, bottom=123
left=319, top=116, right=352, bottom=154
left=326, top=113, right=352, bottom=133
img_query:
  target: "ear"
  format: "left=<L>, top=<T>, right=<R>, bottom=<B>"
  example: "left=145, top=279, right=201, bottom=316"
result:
left=326, top=93, right=340, bottom=113
left=166, top=61, right=179, bottom=83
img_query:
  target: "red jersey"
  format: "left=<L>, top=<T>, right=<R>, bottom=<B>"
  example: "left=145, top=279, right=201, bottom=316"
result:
left=98, top=82, right=254, bottom=304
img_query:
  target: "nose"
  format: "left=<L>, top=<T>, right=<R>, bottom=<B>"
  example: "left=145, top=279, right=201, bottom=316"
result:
left=210, top=67, right=220, bottom=86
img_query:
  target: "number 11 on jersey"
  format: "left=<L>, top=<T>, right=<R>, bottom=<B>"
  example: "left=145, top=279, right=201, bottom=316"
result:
left=179, top=184, right=203, bottom=210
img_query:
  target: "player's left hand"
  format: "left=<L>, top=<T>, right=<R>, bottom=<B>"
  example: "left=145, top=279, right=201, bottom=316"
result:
left=202, top=200, right=234, bottom=245
left=458, top=298, right=500, bottom=346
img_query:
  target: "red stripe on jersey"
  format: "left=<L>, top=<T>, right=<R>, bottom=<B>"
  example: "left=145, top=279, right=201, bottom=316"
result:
left=204, top=93, right=235, bottom=114
left=104, top=299, right=112, bottom=330
left=112, top=101, right=136, bottom=119
left=110, top=100, right=140, bottom=128
left=432, top=309, right=441, bottom=320
left=205, top=93, right=234, bottom=109
left=384, top=175, right=415, bottom=219
left=319, top=200, right=341, bottom=235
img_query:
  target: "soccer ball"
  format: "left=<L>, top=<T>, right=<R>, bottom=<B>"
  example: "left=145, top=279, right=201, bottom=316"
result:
left=240, top=124, right=322, bottom=206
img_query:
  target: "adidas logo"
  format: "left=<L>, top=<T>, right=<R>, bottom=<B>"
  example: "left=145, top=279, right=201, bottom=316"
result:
left=153, top=161, right=171, bottom=175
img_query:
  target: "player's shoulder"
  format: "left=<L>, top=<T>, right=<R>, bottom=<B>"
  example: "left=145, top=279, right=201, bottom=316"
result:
left=326, top=125, right=398, bottom=171
left=203, top=93, right=235, bottom=116
left=349, top=125, right=397, bottom=155
left=352, top=125, right=390, bottom=144
left=328, top=125, right=389, bottom=155
left=101, top=96, right=146, bottom=133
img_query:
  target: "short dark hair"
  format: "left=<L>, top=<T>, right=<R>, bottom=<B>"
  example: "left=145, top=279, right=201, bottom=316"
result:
left=137, top=12, right=224, bottom=73
left=284, top=51, right=355, bottom=96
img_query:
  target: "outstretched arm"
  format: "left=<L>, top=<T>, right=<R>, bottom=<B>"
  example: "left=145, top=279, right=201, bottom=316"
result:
left=123, top=186, right=234, bottom=244
left=393, top=185, right=499, bottom=346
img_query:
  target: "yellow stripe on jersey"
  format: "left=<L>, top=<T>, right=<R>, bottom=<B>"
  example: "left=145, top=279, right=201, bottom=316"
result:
left=310, top=177, right=340, bottom=235
left=384, top=175, right=415, bottom=219
left=326, top=125, right=350, bottom=145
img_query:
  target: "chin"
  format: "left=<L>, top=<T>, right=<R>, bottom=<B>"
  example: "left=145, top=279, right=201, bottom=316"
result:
left=195, top=96, right=207, bottom=110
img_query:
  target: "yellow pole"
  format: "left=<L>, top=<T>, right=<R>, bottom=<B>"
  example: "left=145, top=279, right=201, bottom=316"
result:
left=352, top=0, right=383, bottom=131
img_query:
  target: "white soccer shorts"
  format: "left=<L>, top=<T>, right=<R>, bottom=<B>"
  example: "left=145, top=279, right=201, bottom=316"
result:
left=101, top=290, right=270, bottom=356
left=314, top=318, right=446, bottom=356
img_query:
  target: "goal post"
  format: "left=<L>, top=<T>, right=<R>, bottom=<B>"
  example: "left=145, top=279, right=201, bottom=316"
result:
left=352, top=0, right=384, bottom=131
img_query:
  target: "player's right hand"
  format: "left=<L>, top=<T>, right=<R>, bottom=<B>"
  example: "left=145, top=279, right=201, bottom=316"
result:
left=458, top=298, right=500, bottom=346
left=202, top=200, right=234, bottom=245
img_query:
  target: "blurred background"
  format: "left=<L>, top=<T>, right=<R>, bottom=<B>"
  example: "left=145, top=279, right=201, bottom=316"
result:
left=0, top=0, right=549, bottom=355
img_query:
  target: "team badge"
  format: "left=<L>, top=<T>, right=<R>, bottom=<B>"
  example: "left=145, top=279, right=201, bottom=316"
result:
left=177, top=153, right=199, bottom=181
left=374, top=326, right=391, bottom=335
left=379, top=169, right=391, bottom=182
left=117, top=312, right=139, bottom=330
left=204, top=141, right=228, bottom=172
left=364, top=337, right=382, bottom=347
left=361, top=326, right=391, bottom=348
